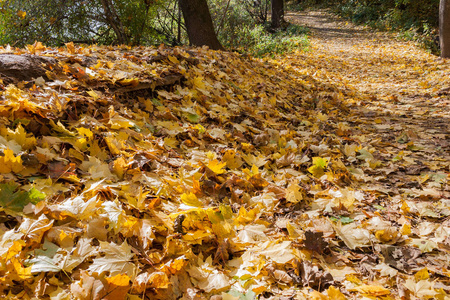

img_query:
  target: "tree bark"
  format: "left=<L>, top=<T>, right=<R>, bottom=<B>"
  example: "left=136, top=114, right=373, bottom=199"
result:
left=441, top=0, right=450, bottom=57
left=100, top=0, right=129, bottom=45
left=179, top=0, right=224, bottom=50
left=0, top=54, right=57, bottom=82
left=271, top=0, right=284, bottom=29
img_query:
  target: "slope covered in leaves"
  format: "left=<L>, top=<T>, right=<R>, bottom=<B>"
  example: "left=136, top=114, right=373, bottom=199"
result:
left=0, top=16, right=449, bottom=299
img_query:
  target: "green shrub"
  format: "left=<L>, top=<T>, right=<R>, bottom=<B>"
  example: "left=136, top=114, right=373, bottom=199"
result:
left=209, top=0, right=310, bottom=57
left=251, top=24, right=310, bottom=57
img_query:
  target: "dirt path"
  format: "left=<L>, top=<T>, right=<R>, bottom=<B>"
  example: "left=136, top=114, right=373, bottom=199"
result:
left=285, top=9, right=449, bottom=198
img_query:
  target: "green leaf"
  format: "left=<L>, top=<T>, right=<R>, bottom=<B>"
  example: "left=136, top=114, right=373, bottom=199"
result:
left=186, top=113, right=200, bottom=123
left=356, top=149, right=374, bottom=161
left=151, top=98, right=163, bottom=106
left=312, top=156, right=329, bottom=169
left=340, top=216, right=354, bottom=224
left=0, top=183, right=45, bottom=212
left=373, top=204, right=386, bottom=211
left=226, top=289, right=256, bottom=300
left=329, top=216, right=354, bottom=224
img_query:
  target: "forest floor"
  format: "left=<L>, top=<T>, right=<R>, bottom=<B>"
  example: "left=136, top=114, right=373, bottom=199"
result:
left=0, top=8, right=449, bottom=300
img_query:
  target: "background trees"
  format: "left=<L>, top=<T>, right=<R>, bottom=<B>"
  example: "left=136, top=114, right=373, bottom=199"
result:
left=440, top=0, right=450, bottom=57
left=0, top=0, right=300, bottom=53
left=0, top=0, right=174, bottom=46
left=0, top=0, right=446, bottom=57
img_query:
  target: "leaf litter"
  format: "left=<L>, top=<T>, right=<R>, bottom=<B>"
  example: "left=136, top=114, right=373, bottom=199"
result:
left=0, top=17, right=449, bottom=299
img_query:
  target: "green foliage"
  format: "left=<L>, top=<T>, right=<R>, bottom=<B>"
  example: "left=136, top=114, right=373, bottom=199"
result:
left=0, top=0, right=175, bottom=47
left=223, top=23, right=309, bottom=57
left=209, top=0, right=309, bottom=56
left=252, top=25, right=310, bottom=56
left=0, top=182, right=45, bottom=212
left=0, top=0, right=309, bottom=55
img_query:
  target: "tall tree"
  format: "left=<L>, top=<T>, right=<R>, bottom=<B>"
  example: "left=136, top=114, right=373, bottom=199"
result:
left=440, top=0, right=450, bottom=57
left=99, top=0, right=129, bottom=44
left=271, top=0, right=284, bottom=29
left=179, top=0, right=223, bottom=50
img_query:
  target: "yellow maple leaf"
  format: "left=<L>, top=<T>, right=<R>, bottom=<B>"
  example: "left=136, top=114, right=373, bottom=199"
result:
left=286, top=182, right=303, bottom=203
left=327, top=286, right=347, bottom=300
left=222, top=149, right=243, bottom=169
left=180, top=192, right=203, bottom=207
left=286, top=221, right=300, bottom=239
left=207, top=160, right=227, bottom=174
left=192, top=76, right=206, bottom=90
left=106, top=273, right=130, bottom=286
left=11, top=257, right=32, bottom=279
left=415, top=268, right=430, bottom=281
left=160, top=257, right=188, bottom=275
left=1, top=124, right=36, bottom=150
left=375, top=227, right=398, bottom=243
left=104, top=136, right=122, bottom=155
left=308, top=157, right=329, bottom=178
left=349, top=285, right=390, bottom=296
left=104, top=273, right=130, bottom=299
left=400, top=223, right=411, bottom=235
left=168, top=55, right=180, bottom=64
left=0, top=148, right=23, bottom=173
left=113, top=156, right=127, bottom=180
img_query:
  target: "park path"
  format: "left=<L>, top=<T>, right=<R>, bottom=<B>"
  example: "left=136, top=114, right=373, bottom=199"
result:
left=284, top=9, right=449, bottom=198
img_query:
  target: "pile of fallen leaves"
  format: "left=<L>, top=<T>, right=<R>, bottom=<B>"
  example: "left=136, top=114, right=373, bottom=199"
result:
left=0, top=40, right=449, bottom=300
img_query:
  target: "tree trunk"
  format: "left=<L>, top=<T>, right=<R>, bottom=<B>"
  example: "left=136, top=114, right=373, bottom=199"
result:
left=179, top=0, right=224, bottom=50
left=440, top=0, right=450, bottom=57
left=0, top=54, right=57, bottom=83
left=100, top=0, right=129, bottom=45
left=271, top=0, right=284, bottom=29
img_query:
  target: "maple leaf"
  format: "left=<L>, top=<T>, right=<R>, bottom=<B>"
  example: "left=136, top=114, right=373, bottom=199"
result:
left=0, top=182, right=45, bottom=212
left=18, top=215, right=53, bottom=244
left=0, top=124, right=36, bottom=150
left=237, top=224, right=269, bottom=243
left=103, top=274, right=131, bottom=299
left=257, top=240, right=295, bottom=264
left=70, top=270, right=106, bottom=300
left=333, top=222, right=371, bottom=249
left=222, top=149, right=243, bottom=169
left=180, top=192, right=203, bottom=207
left=304, top=230, right=327, bottom=254
left=198, top=269, right=231, bottom=293
left=207, top=160, right=227, bottom=174
left=308, top=157, right=329, bottom=177
left=348, top=285, right=391, bottom=296
left=88, top=241, right=136, bottom=278
left=0, top=148, right=24, bottom=174
left=285, top=181, right=303, bottom=203
left=404, top=279, right=437, bottom=299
